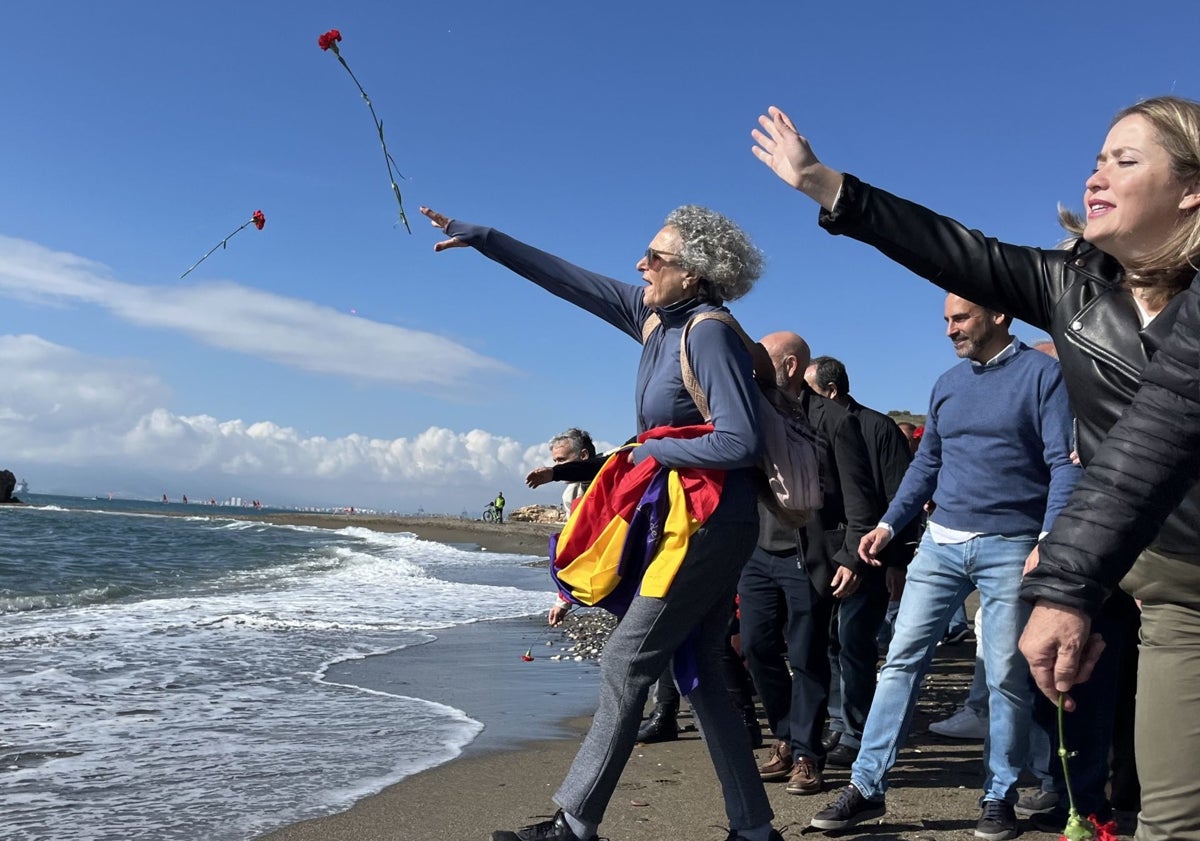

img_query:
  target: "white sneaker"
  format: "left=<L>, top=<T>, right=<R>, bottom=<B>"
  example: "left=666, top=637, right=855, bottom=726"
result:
left=929, top=706, right=987, bottom=740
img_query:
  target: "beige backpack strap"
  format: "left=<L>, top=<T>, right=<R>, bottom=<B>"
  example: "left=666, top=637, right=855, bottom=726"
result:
left=640, top=313, right=662, bottom=344
left=679, top=310, right=760, bottom=424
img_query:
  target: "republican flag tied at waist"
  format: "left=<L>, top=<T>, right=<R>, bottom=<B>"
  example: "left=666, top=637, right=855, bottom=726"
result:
left=549, top=425, right=725, bottom=694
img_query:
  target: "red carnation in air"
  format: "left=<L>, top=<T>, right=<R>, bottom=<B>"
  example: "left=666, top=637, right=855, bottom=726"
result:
left=317, top=29, right=342, bottom=51
left=316, top=27, right=411, bottom=232
left=179, top=209, right=268, bottom=279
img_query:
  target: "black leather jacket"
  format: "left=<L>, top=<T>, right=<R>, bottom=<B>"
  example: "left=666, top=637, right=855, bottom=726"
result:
left=1029, top=274, right=1200, bottom=613
left=820, top=174, right=1200, bottom=575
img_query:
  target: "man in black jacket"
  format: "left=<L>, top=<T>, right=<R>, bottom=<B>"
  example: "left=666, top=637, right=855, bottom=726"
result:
left=805, top=356, right=914, bottom=767
left=1021, top=275, right=1200, bottom=841
left=740, top=331, right=882, bottom=795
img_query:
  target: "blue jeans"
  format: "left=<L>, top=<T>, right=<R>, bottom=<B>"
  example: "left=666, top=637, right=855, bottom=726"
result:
left=947, top=599, right=971, bottom=636
left=850, top=531, right=1035, bottom=804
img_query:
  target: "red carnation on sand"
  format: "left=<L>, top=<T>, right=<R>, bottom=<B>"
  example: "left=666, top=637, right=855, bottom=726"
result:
left=317, top=27, right=411, bottom=233
left=521, top=648, right=535, bottom=662
left=180, top=210, right=267, bottom=279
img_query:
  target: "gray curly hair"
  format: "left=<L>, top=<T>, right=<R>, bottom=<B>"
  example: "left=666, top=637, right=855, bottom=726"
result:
left=664, top=205, right=764, bottom=302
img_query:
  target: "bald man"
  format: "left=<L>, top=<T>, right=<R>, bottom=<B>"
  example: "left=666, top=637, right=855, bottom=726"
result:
left=739, top=330, right=882, bottom=796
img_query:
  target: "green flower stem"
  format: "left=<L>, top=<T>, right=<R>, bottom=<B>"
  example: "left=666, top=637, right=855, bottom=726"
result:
left=331, top=45, right=411, bottom=233
left=180, top=218, right=254, bottom=279
left=1056, top=691, right=1080, bottom=816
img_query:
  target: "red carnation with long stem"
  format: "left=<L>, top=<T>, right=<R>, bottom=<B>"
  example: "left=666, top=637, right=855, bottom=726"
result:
left=1054, top=693, right=1119, bottom=841
left=180, top=210, right=266, bottom=279
left=318, top=28, right=411, bottom=233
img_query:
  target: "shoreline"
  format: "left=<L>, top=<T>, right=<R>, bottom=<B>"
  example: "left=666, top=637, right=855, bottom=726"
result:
left=190, top=510, right=561, bottom=558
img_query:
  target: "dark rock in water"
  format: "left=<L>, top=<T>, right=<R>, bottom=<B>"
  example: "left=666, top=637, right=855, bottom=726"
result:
left=0, top=469, right=19, bottom=503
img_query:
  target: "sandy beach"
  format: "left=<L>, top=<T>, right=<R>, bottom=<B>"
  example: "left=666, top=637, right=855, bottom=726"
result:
left=198, top=509, right=1130, bottom=841
left=258, top=643, right=1099, bottom=841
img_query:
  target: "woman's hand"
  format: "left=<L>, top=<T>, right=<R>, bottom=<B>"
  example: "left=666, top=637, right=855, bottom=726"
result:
left=419, top=206, right=469, bottom=252
left=750, top=106, right=843, bottom=210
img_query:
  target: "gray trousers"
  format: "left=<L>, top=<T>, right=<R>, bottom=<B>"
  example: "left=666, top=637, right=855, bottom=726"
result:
left=553, top=495, right=772, bottom=830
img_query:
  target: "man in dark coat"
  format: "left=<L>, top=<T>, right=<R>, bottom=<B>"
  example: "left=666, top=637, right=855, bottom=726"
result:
left=805, top=356, right=913, bottom=767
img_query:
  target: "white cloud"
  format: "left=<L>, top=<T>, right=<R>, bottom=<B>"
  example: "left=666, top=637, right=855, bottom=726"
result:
left=0, top=335, right=547, bottom=507
left=0, top=235, right=514, bottom=389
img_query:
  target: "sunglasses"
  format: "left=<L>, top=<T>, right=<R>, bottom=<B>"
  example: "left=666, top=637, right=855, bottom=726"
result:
left=644, top=247, right=682, bottom=265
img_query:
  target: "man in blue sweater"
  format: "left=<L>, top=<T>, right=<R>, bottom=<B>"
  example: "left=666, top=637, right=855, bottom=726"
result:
left=811, top=294, right=1080, bottom=841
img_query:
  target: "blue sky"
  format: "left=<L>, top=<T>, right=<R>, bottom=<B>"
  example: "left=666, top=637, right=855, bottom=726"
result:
left=1, top=1, right=1194, bottom=512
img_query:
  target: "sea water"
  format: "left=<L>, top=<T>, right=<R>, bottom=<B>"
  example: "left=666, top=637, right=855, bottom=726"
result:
left=0, top=496, right=566, bottom=841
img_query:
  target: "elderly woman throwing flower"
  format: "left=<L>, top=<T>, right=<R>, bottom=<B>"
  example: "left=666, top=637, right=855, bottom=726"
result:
left=420, top=204, right=783, bottom=841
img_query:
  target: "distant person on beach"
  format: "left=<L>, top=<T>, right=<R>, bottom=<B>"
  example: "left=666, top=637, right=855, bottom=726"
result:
left=422, top=203, right=783, bottom=841
left=810, top=295, right=1080, bottom=838
left=494, top=492, right=505, bottom=523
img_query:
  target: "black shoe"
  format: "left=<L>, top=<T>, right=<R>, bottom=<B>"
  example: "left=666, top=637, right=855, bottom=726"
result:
left=825, top=741, right=858, bottom=768
left=742, top=705, right=764, bottom=749
left=1031, top=806, right=1113, bottom=835
left=820, top=728, right=841, bottom=752
left=810, top=784, right=886, bottom=830
left=636, top=702, right=679, bottom=743
left=975, top=800, right=1017, bottom=841
left=492, top=810, right=596, bottom=841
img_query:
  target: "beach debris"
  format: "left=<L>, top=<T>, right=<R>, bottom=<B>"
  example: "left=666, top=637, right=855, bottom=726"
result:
left=180, top=210, right=266, bottom=279
left=630, top=800, right=648, bottom=807
left=317, top=28, right=410, bottom=233
left=521, top=647, right=534, bottom=662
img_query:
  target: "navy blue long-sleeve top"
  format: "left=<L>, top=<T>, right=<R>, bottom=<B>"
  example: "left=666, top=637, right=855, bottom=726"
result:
left=445, top=221, right=762, bottom=506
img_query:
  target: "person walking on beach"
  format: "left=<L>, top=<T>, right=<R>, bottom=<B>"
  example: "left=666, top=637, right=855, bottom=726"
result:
left=803, top=354, right=915, bottom=769
left=421, top=203, right=784, bottom=841
left=738, top=330, right=863, bottom=797
left=809, top=295, right=1080, bottom=839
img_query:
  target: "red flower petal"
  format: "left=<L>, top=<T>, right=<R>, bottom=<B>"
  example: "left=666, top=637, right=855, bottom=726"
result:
left=252, top=210, right=266, bottom=230
left=1088, top=815, right=1118, bottom=841
left=317, top=29, right=342, bottom=50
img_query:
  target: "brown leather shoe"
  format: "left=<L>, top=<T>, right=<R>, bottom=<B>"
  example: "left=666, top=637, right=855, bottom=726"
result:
left=785, top=755, right=823, bottom=795
left=757, top=741, right=794, bottom=781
